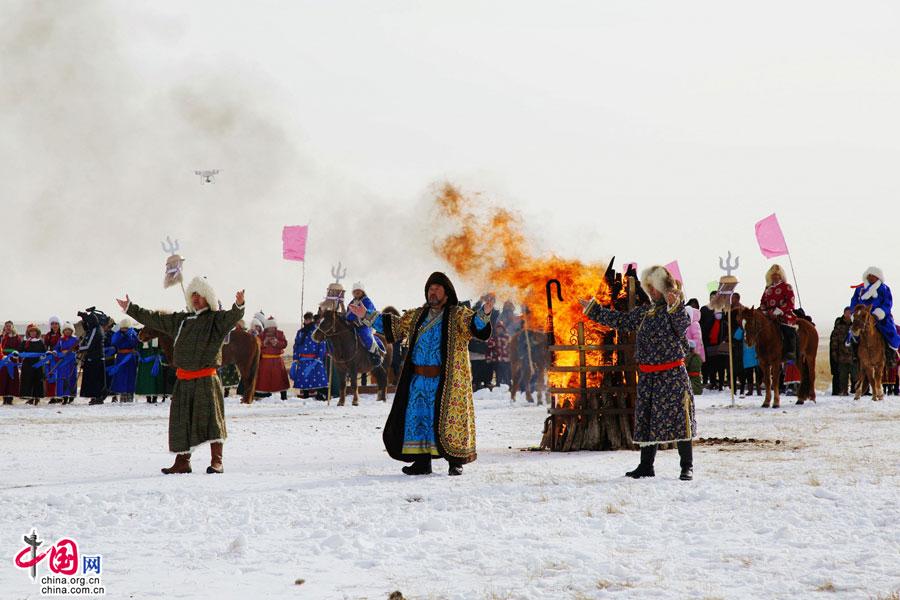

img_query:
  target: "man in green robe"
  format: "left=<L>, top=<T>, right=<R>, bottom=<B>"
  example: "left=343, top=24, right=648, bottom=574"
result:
left=116, top=276, right=245, bottom=475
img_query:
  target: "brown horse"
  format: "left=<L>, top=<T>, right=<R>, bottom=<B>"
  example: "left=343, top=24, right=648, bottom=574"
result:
left=850, top=304, right=885, bottom=401
left=312, top=309, right=389, bottom=405
left=742, top=307, right=818, bottom=408
left=138, top=327, right=260, bottom=404
left=509, top=329, right=549, bottom=404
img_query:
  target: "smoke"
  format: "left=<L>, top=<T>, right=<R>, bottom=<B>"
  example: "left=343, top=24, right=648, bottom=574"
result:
left=0, top=1, right=429, bottom=323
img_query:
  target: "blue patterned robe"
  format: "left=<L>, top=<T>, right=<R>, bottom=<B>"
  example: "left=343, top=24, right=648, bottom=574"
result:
left=291, top=324, right=329, bottom=390
left=584, top=299, right=697, bottom=445
left=53, top=336, right=80, bottom=397
left=850, top=281, right=900, bottom=350
left=109, top=328, right=139, bottom=394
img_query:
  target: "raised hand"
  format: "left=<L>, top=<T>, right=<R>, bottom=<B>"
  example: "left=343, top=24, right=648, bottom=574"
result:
left=236, top=290, right=245, bottom=306
left=116, top=295, right=130, bottom=311
left=348, top=303, right=367, bottom=319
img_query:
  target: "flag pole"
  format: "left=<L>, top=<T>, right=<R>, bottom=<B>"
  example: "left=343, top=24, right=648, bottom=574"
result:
left=787, top=252, right=802, bottom=309
left=300, top=260, right=306, bottom=317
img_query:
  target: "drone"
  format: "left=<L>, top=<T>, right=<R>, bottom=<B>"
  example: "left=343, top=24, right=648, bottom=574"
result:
left=194, top=169, right=220, bottom=184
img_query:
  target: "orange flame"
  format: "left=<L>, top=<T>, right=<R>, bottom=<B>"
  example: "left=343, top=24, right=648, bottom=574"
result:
left=432, top=183, right=623, bottom=408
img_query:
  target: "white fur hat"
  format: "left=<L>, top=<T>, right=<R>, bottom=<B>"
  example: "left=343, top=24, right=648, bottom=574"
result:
left=863, top=267, right=884, bottom=282
left=49, top=316, right=60, bottom=327
left=352, top=281, right=365, bottom=293
left=640, top=265, right=679, bottom=296
left=62, top=321, right=75, bottom=333
left=185, top=276, right=219, bottom=312
left=265, top=317, right=278, bottom=330
left=765, top=264, right=787, bottom=286
left=119, top=318, right=133, bottom=330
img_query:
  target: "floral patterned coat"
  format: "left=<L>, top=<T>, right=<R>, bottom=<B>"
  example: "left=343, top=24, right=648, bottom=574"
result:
left=379, top=304, right=491, bottom=464
left=760, top=281, right=798, bottom=327
left=584, top=299, right=697, bottom=445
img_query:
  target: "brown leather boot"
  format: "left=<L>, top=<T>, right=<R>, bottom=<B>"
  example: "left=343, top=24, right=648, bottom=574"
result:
left=207, top=442, right=223, bottom=474
left=161, top=453, right=192, bottom=474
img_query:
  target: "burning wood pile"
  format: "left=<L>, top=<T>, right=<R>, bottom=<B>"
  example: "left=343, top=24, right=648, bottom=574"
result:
left=539, top=266, right=643, bottom=451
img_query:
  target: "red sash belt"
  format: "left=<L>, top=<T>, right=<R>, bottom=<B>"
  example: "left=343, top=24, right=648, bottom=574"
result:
left=299, top=353, right=317, bottom=359
left=176, top=367, right=217, bottom=380
left=687, top=371, right=701, bottom=377
left=117, top=349, right=134, bottom=354
left=262, top=353, right=283, bottom=359
left=638, top=359, right=685, bottom=373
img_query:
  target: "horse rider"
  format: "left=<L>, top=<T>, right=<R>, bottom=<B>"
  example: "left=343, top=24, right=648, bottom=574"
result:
left=759, top=264, right=798, bottom=361
left=849, top=266, right=900, bottom=366
left=346, top=282, right=385, bottom=367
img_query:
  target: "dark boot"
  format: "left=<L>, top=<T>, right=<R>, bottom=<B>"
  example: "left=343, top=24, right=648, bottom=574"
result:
left=401, top=456, right=432, bottom=476
left=207, top=442, right=224, bottom=474
left=626, top=445, right=657, bottom=478
left=3, top=396, right=12, bottom=405
left=161, top=453, right=192, bottom=474
left=88, top=397, right=104, bottom=405
left=886, top=347, right=898, bottom=369
left=448, top=460, right=464, bottom=476
left=781, top=326, right=797, bottom=362
left=66, top=396, right=74, bottom=405
left=48, top=397, right=62, bottom=405
left=280, top=390, right=287, bottom=401
left=677, top=441, right=693, bottom=481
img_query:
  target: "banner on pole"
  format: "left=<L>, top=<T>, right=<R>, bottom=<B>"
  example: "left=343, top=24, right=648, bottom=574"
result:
left=755, top=213, right=789, bottom=259
left=664, top=260, right=683, bottom=283
left=282, top=225, right=308, bottom=261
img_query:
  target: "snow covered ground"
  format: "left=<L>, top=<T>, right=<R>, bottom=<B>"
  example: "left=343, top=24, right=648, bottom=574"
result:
left=1, top=388, right=899, bottom=600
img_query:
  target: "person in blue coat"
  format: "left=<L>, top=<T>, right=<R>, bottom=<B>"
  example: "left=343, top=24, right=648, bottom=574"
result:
left=291, top=312, right=329, bottom=399
left=850, top=267, right=900, bottom=363
left=109, top=318, right=140, bottom=402
left=346, top=282, right=385, bottom=366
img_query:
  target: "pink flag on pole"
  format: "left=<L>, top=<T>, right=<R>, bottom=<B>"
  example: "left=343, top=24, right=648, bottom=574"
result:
left=664, top=260, right=683, bottom=283
left=282, top=225, right=308, bottom=261
left=755, top=213, right=789, bottom=259
left=623, top=262, right=638, bottom=274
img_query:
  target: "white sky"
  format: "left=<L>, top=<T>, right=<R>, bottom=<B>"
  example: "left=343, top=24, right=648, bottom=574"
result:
left=2, top=1, right=899, bottom=329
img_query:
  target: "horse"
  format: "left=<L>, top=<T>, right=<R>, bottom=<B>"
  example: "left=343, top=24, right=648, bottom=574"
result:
left=509, top=329, right=549, bottom=404
left=742, top=307, right=818, bottom=408
left=850, top=304, right=885, bottom=401
left=311, top=309, right=389, bottom=406
left=138, top=327, right=260, bottom=404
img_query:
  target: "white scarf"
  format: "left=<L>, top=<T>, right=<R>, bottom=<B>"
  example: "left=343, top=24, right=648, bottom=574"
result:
left=860, top=280, right=882, bottom=301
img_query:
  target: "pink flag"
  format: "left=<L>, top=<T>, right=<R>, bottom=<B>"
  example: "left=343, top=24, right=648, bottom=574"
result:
left=623, top=262, right=638, bottom=274
left=755, top=213, right=789, bottom=258
left=665, top=260, right=683, bottom=283
left=282, top=225, right=308, bottom=261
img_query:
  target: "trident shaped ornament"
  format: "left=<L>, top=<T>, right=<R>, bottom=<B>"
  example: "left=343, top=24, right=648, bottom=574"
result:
left=331, top=262, right=347, bottom=284
left=161, top=236, right=180, bottom=256
left=23, top=530, right=42, bottom=580
left=719, top=250, right=740, bottom=277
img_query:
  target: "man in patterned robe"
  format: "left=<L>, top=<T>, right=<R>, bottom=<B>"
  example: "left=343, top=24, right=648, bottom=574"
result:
left=581, top=265, right=696, bottom=481
left=352, top=272, right=492, bottom=476
left=117, top=276, right=245, bottom=475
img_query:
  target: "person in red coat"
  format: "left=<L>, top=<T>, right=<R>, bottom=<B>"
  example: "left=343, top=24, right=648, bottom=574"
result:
left=1, top=321, right=22, bottom=404
left=759, top=264, right=799, bottom=361
left=256, top=317, right=291, bottom=399
left=43, top=316, right=63, bottom=402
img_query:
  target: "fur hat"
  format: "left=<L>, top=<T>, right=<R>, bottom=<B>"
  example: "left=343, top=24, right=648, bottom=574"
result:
left=48, top=316, right=61, bottom=328
left=640, top=265, right=679, bottom=296
left=119, top=318, right=133, bottom=330
left=425, top=272, right=459, bottom=306
left=351, top=282, right=365, bottom=293
left=863, top=267, right=885, bottom=282
left=62, top=321, right=75, bottom=334
left=264, top=316, right=278, bottom=330
left=765, top=264, right=787, bottom=286
left=185, top=276, right=219, bottom=312
left=25, top=323, right=41, bottom=337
